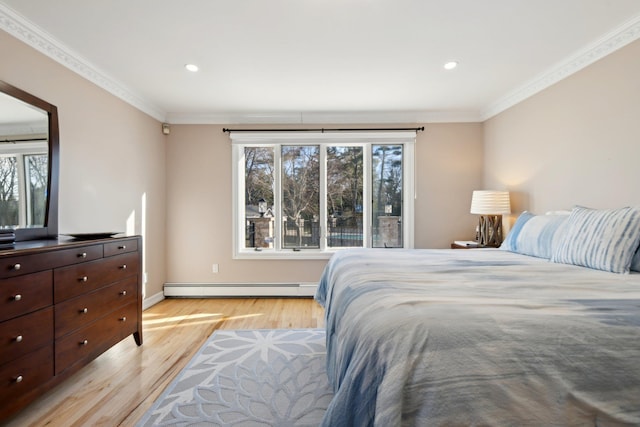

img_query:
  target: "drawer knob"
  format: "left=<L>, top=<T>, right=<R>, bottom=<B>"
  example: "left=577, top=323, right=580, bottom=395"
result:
left=12, top=263, right=21, bottom=271
left=80, top=276, right=88, bottom=282
left=80, top=339, right=88, bottom=346
left=118, top=245, right=127, bottom=250
left=120, top=290, right=127, bottom=296
left=15, top=335, right=23, bottom=343
left=78, top=252, right=87, bottom=258
left=80, top=308, right=88, bottom=314
left=120, top=265, right=127, bottom=270
left=120, top=316, right=127, bottom=322
left=15, top=375, right=23, bottom=383
left=13, top=294, right=22, bottom=301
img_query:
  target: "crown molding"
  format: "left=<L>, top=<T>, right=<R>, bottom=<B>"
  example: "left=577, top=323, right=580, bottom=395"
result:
left=166, top=110, right=483, bottom=125
left=0, top=3, right=166, bottom=122
left=481, top=14, right=640, bottom=121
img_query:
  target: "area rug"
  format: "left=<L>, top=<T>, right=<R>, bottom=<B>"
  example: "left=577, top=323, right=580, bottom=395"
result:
left=136, top=329, right=333, bottom=426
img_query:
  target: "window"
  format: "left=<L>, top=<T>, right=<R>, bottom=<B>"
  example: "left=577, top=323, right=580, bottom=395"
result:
left=0, top=142, right=48, bottom=228
left=231, top=131, right=416, bottom=259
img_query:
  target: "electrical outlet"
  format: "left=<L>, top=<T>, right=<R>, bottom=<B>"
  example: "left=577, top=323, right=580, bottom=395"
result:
left=212, top=264, right=219, bottom=273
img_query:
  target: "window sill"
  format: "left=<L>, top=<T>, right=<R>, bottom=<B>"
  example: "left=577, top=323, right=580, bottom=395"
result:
left=234, top=249, right=341, bottom=260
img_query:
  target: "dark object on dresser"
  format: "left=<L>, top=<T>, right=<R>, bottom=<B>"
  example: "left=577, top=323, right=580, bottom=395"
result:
left=0, top=235, right=143, bottom=421
left=0, top=229, right=15, bottom=250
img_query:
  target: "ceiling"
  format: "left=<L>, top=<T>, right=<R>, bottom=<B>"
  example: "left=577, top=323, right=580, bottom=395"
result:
left=2, top=0, right=640, bottom=124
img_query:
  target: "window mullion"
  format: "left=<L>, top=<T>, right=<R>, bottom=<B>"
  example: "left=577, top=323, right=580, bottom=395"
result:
left=404, top=139, right=416, bottom=249
left=274, top=145, right=282, bottom=251
left=319, top=147, right=327, bottom=251
left=363, top=147, right=372, bottom=248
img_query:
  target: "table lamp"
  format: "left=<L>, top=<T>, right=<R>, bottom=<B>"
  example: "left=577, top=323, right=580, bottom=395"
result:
left=470, top=190, right=511, bottom=247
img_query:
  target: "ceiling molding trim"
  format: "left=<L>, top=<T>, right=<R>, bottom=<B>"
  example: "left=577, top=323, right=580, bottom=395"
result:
left=481, top=14, right=640, bottom=121
left=0, top=3, right=166, bottom=122
left=166, top=110, right=482, bottom=125
left=166, top=112, right=304, bottom=125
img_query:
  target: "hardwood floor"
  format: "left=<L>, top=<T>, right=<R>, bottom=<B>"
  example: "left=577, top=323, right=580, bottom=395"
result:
left=3, top=297, right=325, bottom=427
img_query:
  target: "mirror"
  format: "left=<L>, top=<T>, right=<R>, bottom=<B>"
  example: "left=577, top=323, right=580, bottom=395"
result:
left=0, top=80, right=58, bottom=241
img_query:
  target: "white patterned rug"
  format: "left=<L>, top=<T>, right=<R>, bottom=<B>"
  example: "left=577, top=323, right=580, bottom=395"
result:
left=136, top=329, right=333, bottom=426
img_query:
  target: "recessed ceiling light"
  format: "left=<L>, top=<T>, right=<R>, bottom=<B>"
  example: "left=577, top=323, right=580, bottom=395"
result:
left=185, top=64, right=199, bottom=72
left=444, top=61, right=458, bottom=70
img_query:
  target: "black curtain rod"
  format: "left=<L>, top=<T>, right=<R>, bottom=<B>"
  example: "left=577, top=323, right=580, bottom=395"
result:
left=223, top=127, right=424, bottom=133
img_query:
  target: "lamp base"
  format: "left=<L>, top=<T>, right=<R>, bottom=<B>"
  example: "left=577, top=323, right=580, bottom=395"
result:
left=477, top=215, right=503, bottom=247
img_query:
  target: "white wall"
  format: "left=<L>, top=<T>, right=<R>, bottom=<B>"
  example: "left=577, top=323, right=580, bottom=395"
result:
left=1, top=30, right=167, bottom=300
left=484, top=38, right=640, bottom=221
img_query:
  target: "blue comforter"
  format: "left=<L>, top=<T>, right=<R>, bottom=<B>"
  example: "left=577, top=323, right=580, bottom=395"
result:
left=315, top=248, right=640, bottom=426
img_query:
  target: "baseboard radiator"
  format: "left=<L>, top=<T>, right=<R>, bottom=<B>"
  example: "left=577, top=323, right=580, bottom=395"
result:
left=163, top=282, right=318, bottom=298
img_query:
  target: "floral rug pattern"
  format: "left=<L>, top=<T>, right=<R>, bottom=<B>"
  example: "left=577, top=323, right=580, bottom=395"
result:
left=136, top=329, right=333, bottom=426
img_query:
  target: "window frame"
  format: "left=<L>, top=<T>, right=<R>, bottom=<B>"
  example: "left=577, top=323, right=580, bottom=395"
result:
left=231, top=131, right=415, bottom=259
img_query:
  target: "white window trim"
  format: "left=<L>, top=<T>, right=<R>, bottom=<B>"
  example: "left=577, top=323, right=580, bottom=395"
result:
left=230, top=131, right=415, bottom=260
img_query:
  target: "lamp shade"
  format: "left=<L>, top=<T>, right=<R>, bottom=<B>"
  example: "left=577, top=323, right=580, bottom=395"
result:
left=470, top=191, right=511, bottom=215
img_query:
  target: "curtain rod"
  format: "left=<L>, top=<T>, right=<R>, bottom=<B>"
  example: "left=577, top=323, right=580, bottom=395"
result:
left=223, top=127, right=424, bottom=133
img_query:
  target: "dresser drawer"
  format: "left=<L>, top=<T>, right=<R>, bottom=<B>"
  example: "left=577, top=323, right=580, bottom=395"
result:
left=104, top=238, right=138, bottom=257
left=0, top=345, right=53, bottom=404
left=0, top=271, right=53, bottom=322
left=53, top=252, right=139, bottom=303
left=55, top=277, right=138, bottom=338
left=55, top=302, right=138, bottom=375
left=0, top=307, right=53, bottom=366
left=0, top=245, right=103, bottom=279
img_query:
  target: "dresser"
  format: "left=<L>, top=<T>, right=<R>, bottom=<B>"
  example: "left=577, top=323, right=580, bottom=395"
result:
left=0, top=236, right=142, bottom=420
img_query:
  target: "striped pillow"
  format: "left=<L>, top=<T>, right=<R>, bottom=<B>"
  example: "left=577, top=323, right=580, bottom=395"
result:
left=551, top=206, right=640, bottom=273
left=515, top=214, right=568, bottom=259
left=501, top=211, right=568, bottom=259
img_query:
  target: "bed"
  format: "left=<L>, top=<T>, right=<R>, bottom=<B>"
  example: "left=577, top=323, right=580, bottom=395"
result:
left=314, top=206, right=640, bottom=426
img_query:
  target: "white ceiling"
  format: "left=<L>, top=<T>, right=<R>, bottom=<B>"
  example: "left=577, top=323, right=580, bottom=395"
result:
left=2, top=0, right=640, bottom=124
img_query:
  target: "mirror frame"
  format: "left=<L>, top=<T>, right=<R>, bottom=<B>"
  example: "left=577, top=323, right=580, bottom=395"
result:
left=0, top=80, right=59, bottom=240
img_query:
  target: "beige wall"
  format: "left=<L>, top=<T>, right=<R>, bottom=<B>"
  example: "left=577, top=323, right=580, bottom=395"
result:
left=416, top=123, right=484, bottom=246
left=165, top=123, right=483, bottom=284
left=1, top=31, right=167, bottom=300
left=484, top=38, right=640, bottom=222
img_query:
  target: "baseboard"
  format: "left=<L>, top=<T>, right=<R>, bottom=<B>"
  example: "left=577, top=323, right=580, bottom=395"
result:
left=163, top=282, right=318, bottom=297
left=143, top=291, right=165, bottom=310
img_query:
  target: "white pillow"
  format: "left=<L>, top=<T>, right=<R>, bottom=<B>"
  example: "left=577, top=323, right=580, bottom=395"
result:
left=545, top=210, right=571, bottom=216
left=551, top=206, right=640, bottom=273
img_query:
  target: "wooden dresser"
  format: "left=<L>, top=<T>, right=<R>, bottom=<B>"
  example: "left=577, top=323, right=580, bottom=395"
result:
left=0, top=236, right=142, bottom=420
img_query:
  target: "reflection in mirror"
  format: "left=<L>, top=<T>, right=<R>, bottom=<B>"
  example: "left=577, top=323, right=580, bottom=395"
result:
left=0, top=80, right=59, bottom=241
left=0, top=92, right=49, bottom=228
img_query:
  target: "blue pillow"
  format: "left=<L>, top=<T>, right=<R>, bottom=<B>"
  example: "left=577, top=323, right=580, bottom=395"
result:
left=551, top=206, right=640, bottom=273
left=501, top=211, right=568, bottom=259
left=501, top=211, right=534, bottom=252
